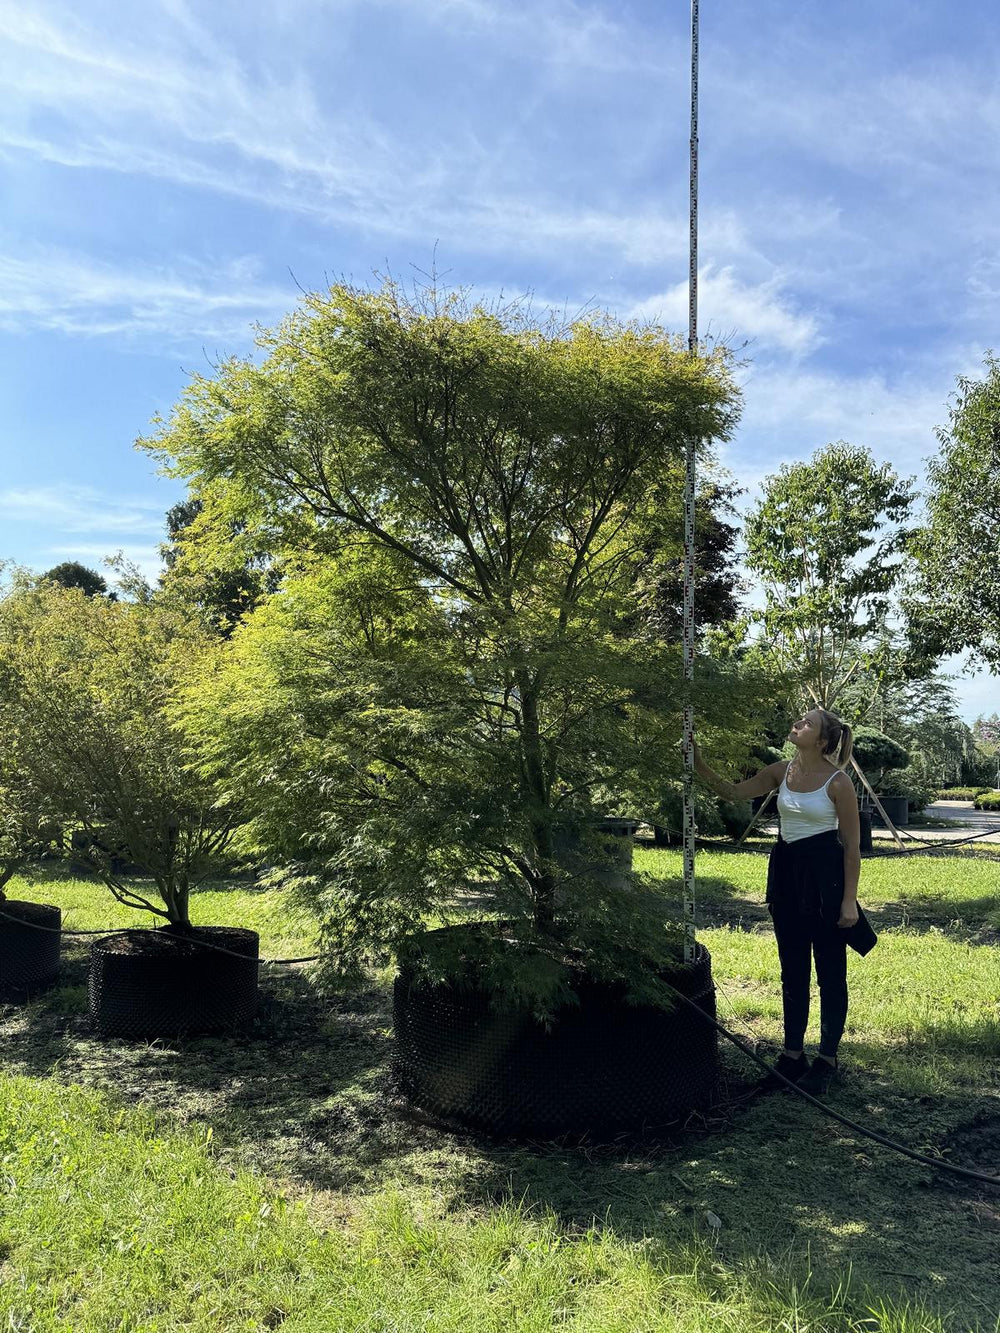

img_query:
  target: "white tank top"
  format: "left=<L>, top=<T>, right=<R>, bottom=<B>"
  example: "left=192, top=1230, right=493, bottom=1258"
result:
left=776, top=764, right=840, bottom=843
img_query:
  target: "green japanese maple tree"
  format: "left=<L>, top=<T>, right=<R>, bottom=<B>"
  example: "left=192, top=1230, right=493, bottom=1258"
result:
left=150, top=281, right=772, bottom=1009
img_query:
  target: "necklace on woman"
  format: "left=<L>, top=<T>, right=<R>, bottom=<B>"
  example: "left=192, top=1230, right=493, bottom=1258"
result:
left=789, top=753, right=832, bottom=785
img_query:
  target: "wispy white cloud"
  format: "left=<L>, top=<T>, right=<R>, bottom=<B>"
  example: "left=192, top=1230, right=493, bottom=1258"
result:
left=0, top=485, right=166, bottom=537
left=0, top=248, right=294, bottom=342
left=736, top=366, right=945, bottom=457
left=0, top=1, right=391, bottom=199
left=237, top=0, right=675, bottom=75
left=0, top=128, right=704, bottom=271
left=716, top=352, right=990, bottom=511
left=4, top=0, right=998, bottom=307
left=0, top=0, right=694, bottom=268
left=623, top=267, right=822, bottom=358
left=390, top=0, right=675, bottom=74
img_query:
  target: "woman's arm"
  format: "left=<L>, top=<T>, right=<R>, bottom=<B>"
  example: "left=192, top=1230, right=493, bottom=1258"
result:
left=830, top=772, right=860, bottom=926
left=692, top=741, right=786, bottom=801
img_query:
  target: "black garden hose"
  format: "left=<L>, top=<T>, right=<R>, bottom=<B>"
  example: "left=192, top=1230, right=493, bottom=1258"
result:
left=661, top=979, right=1000, bottom=1188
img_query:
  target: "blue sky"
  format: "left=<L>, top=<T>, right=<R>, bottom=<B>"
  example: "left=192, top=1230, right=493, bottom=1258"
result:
left=1, top=0, right=997, bottom=721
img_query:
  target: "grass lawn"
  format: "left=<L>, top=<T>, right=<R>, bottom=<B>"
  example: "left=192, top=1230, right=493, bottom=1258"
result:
left=0, top=846, right=998, bottom=1332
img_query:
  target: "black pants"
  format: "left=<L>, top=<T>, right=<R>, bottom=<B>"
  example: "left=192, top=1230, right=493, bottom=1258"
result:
left=767, top=831, right=848, bottom=1059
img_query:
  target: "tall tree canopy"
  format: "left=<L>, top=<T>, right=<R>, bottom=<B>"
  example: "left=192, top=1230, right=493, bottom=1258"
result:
left=39, top=561, right=109, bottom=598
left=148, top=281, right=772, bottom=1006
left=744, top=442, right=918, bottom=711
left=907, top=354, right=1000, bottom=669
left=159, top=494, right=279, bottom=635
left=632, top=479, right=745, bottom=641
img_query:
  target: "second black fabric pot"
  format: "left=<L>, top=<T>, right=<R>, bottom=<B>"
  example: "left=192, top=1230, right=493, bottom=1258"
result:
left=0, top=899, right=61, bottom=999
left=88, top=927, right=259, bottom=1039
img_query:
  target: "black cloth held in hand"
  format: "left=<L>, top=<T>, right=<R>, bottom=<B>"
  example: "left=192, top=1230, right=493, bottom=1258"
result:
left=766, top=829, right=878, bottom=957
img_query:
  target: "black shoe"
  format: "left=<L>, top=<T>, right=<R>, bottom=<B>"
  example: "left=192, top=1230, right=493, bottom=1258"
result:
left=758, top=1052, right=809, bottom=1093
left=799, top=1056, right=838, bottom=1096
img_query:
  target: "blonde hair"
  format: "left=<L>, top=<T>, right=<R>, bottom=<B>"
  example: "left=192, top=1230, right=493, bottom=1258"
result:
left=816, top=709, right=854, bottom=770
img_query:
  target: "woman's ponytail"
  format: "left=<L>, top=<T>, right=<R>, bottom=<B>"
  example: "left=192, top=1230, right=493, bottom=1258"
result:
left=817, top=709, right=853, bottom=769
left=838, top=722, right=854, bottom=770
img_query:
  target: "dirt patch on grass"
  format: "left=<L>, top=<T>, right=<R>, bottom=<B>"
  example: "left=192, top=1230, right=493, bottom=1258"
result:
left=942, top=1109, right=1000, bottom=1189
left=94, top=926, right=258, bottom=956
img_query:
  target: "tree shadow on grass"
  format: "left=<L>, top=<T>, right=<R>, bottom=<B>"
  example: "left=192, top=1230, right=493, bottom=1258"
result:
left=12, top=860, right=267, bottom=894
left=11, top=859, right=104, bottom=887
left=0, top=938, right=406, bottom=1190
left=3, top=934, right=998, bottom=1326
left=873, top=893, right=1000, bottom=944
left=663, top=872, right=999, bottom=946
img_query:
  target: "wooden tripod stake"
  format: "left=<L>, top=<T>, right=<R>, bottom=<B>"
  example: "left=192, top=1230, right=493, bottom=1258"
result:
left=848, top=755, right=907, bottom=851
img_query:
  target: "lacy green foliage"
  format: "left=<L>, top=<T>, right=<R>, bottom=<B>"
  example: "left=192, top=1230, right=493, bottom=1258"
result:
left=907, top=352, right=1000, bottom=669
left=158, top=489, right=282, bottom=636
left=973, top=789, right=1000, bottom=810
left=0, top=596, right=61, bottom=895
left=744, top=442, right=918, bottom=711
left=936, top=786, right=991, bottom=801
left=0, top=711, right=58, bottom=897
left=0, top=584, right=241, bottom=926
left=395, top=879, right=688, bottom=1017
left=179, top=552, right=772, bottom=1009
left=156, top=281, right=779, bottom=1008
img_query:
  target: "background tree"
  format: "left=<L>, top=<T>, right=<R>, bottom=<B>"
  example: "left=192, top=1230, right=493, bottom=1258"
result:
left=0, top=584, right=241, bottom=928
left=835, top=669, right=976, bottom=806
left=967, top=714, right=1000, bottom=788
left=158, top=490, right=280, bottom=636
left=150, top=280, right=774, bottom=1008
left=907, top=354, right=1000, bottom=669
left=744, top=442, right=919, bottom=714
left=0, top=566, right=60, bottom=896
left=39, top=560, right=110, bottom=598
left=0, top=736, right=55, bottom=900
left=629, top=478, right=745, bottom=641
left=849, top=728, right=910, bottom=787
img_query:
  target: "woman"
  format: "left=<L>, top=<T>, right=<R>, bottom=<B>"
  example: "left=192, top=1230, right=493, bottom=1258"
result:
left=693, top=708, right=860, bottom=1096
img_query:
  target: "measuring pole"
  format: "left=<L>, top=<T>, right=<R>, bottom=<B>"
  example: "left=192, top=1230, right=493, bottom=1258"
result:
left=682, top=0, right=699, bottom=963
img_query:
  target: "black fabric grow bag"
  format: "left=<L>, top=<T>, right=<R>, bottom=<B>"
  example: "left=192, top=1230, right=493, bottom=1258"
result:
left=88, top=927, right=259, bottom=1039
left=872, top=795, right=909, bottom=828
left=0, top=900, right=61, bottom=999
left=393, top=929, right=719, bottom=1137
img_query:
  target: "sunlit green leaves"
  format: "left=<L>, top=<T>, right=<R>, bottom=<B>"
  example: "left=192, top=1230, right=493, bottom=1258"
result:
left=0, top=584, right=238, bottom=924
left=907, top=353, right=1000, bottom=669
left=744, top=442, right=917, bottom=711
left=150, top=281, right=766, bottom=1004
